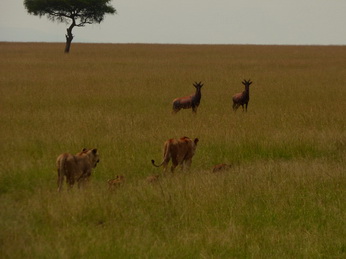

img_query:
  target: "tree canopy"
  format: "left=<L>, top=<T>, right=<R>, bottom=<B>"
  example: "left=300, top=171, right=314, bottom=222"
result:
left=24, top=0, right=116, bottom=52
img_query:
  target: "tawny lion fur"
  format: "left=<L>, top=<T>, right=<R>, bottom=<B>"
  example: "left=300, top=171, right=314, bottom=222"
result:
left=151, top=136, right=199, bottom=172
left=56, top=148, right=100, bottom=192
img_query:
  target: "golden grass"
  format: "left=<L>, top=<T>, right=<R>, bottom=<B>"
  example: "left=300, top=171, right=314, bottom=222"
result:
left=0, top=42, right=345, bottom=258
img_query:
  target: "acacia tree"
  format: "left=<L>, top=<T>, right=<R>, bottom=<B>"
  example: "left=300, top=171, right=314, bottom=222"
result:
left=24, top=0, right=116, bottom=53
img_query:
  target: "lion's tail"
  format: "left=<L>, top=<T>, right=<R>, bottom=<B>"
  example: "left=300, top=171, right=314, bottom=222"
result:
left=151, top=142, right=170, bottom=168
left=151, top=159, right=164, bottom=167
left=57, top=154, right=67, bottom=192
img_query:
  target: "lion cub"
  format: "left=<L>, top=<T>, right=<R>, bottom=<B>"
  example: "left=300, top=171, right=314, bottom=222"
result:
left=146, top=174, right=160, bottom=184
left=108, top=175, right=125, bottom=190
left=212, top=163, right=232, bottom=173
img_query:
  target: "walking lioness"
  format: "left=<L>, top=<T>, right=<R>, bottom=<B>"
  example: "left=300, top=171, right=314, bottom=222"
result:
left=151, top=136, right=199, bottom=173
left=56, top=148, right=100, bottom=192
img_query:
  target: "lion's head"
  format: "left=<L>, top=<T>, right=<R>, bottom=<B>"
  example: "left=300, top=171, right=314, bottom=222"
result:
left=80, top=148, right=100, bottom=168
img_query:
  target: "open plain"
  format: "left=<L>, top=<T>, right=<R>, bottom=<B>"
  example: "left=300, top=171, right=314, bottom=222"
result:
left=0, top=43, right=345, bottom=258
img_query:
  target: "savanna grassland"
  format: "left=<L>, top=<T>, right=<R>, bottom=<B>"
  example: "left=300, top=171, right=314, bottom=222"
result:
left=0, top=42, right=345, bottom=258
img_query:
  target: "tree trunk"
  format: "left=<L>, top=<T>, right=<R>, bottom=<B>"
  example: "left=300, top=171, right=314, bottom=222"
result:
left=64, top=22, right=75, bottom=53
left=64, top=34, right=73, bottom=53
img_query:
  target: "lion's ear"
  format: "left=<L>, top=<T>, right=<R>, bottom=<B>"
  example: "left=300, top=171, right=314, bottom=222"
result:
left=194, top=138, right=199, bottom=145
left=92, top=148, right=98, bottom=154
left=82, top=148, right=88, bottom=152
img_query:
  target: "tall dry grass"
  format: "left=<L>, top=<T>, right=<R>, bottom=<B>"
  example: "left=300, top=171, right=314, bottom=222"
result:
left=0, top=43, right=345, bottom=258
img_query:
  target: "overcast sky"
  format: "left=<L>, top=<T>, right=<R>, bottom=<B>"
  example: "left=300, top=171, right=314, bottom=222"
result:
left=1, top=0, right=345, bottom=45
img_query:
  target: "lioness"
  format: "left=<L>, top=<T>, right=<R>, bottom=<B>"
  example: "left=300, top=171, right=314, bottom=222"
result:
left=56, top=148, right=100, bottom=192
left=151, top=136, right=199, bottom=173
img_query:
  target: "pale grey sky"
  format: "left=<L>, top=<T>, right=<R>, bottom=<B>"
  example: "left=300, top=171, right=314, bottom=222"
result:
left=1, top=0, right=345, bottom=45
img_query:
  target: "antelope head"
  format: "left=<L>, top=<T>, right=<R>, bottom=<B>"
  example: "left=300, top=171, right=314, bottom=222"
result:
left=242, top=79, right=252, bottom=87
left=193, top=81, right=204, bottom=90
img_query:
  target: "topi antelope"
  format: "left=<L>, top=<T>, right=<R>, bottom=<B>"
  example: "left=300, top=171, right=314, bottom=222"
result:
left=172, top=81, right=203, bottom=114
left=232, top=79, right=253, bottom=112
